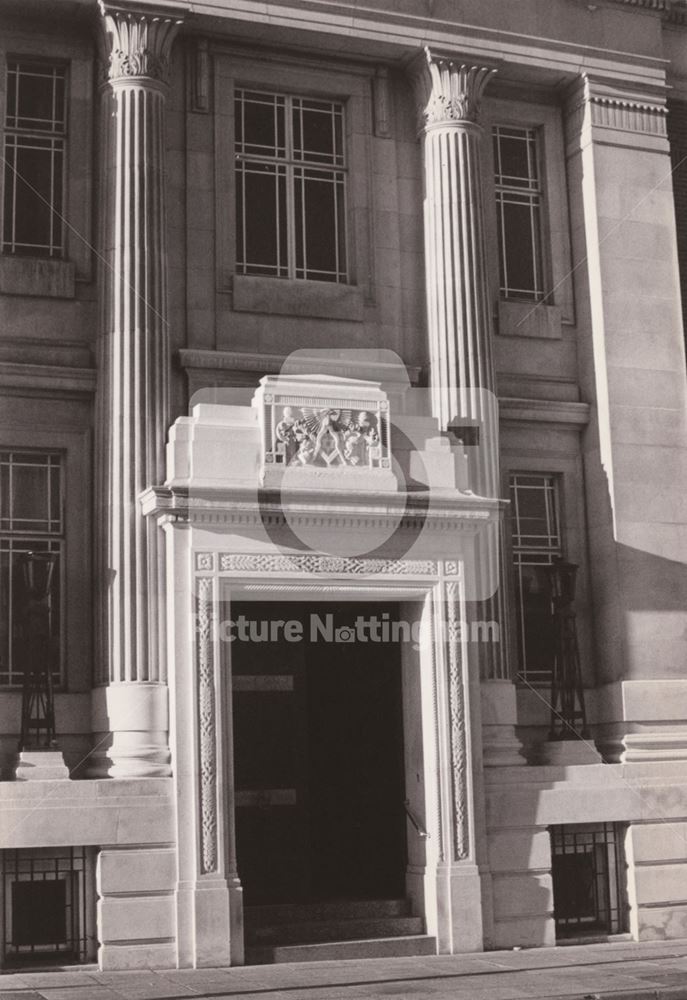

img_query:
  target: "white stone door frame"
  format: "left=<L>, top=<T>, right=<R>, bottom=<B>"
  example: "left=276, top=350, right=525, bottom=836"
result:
left=164, top=533, right=487, bottom=966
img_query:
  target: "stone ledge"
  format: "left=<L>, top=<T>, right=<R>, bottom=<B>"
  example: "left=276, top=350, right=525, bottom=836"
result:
left=497, top=299, right=562, bottom=340
left=0, top=360, right=96, bottom=396
left=233, top=274, right=364, bottom=321
left=0, top=777, right=174, bottom=848
left=500, top=397, right=591, bottom=425
left=0, top=255, right=76, bottom=298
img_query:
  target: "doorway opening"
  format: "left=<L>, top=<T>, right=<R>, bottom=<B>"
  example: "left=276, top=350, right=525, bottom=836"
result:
left=231, top=600, right=408, bottom=907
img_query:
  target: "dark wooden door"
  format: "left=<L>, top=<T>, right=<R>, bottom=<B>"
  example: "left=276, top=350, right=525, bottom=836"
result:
left=231, top=601, right=406, bottom=905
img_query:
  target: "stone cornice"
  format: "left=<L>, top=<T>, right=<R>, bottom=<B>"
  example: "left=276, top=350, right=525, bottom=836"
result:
left=564, top=75, right=668, bottom=143
left=98, top=1, right=184, bottom=85
left=142, top=485, right=503, bottom=531
left=412, top=47, right=497, bottom=130
left=589, top=0, right=687, bottom=23
left=177, top=348, right=423, bottom=386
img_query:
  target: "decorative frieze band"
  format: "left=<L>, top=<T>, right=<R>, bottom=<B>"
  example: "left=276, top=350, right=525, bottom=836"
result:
left=196, top=577, right=218, bottom=875
left=413, top=47, right=496, bottom=129
left=565, top=77, right=668, bottom=143
left=98, top=1, right=183, bottom=85
left=195, top=552, right=438, bottom=577
left=590, top=95, right=667, bottom=135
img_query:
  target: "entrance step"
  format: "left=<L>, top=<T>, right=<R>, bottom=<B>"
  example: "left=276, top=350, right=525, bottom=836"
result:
left=251, top=915, right=424, bottom=946
left=245, top=899, right=437, bottom=964
left=246, top=934, right=437, bottom=965
left=246, top=897, right=411, bottom=926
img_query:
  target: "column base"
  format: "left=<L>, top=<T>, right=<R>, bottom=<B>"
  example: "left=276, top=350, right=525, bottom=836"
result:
left=535, top=738, right=602, bottom=766
left=481, top=681, right=525, bottom=766
left=88, top=737, right=172, bottom=778
left=88, top=684, right=172, bottom=778
left=621, top=728, right=687, bottom=763
left=437, top=862, right=484, bottom=953
left=482, top=726, right=526, bottom=766
left=15, top=749, right=70, bottom=781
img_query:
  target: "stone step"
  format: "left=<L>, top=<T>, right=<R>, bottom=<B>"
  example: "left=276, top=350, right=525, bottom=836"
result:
left=245, top=898, right=411, bottom=926
left=248, top=915, right=424, bottom=946
left=246, top=934, right=437, bottom=965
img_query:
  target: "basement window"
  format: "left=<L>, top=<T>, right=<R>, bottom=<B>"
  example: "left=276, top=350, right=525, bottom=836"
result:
left=1, top=847, right=95, bottom=965
left=550, top=823, right=628, bottom=940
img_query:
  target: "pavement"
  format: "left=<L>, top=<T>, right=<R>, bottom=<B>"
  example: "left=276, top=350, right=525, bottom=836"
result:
left=3, top=940, right=687, bottom=1000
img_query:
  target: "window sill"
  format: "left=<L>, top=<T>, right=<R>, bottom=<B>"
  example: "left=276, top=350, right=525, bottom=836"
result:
left=497, top=299, right=561, bottom=340
left=232, top=274, right=364, bottom=322
left=0, top=256, right=75, bottom=299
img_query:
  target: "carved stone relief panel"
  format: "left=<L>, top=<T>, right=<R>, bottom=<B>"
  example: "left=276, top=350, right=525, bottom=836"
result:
left=253, top=374, right=397, bottom=491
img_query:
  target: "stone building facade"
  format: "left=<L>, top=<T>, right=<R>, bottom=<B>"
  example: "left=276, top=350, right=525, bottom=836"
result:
left=0, top=0, right=686, bottom=971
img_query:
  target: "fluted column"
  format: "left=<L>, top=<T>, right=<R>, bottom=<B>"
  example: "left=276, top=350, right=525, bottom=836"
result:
left=415, top=50, right=498, bottom=496
left=415, top=50, right=523, bottom=766
left=91, top=2, right=182, bottom=777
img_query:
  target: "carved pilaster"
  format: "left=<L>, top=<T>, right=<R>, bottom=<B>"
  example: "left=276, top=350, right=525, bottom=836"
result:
left=197, top=577, right=218, bottom=874
left=445, top=581, right=469, bottom=860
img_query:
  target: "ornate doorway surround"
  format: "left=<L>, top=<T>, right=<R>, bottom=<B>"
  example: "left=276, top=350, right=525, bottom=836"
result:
left=143, top=377, right=503, bottom=967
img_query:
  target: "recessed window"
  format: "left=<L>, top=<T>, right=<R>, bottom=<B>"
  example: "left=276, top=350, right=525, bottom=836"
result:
left=509, top=472, right=562, bottom=683
left=550, top=823, right=628, bottom=940
left=2, top=847, right=93, bottom=965
left=235, top=89, right=347, bottom=283
left=493, top=125, right=544, bottom=301
left=0, top=451, right=64, bottom=687
left=3, top=60, right=67, bottom=258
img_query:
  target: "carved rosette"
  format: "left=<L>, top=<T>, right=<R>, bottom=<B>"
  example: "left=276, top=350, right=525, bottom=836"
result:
left=415, top=47, right=496, bottom=130
left=98, top=1, right=183, bottom=86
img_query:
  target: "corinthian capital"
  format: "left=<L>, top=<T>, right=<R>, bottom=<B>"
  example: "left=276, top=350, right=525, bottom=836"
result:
left=414, top=47, right=496, bottom=128
left=98, top=2, right=184, bottom=85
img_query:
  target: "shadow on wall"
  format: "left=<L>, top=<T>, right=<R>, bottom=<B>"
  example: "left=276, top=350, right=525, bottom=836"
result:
left=583, top=445, right=687, bottom=687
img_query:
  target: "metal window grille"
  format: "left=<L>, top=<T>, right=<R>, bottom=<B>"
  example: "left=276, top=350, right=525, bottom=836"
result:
left=509, top=472, right=562, bottom=683
left=235, top=89, right=348, bottom=283
left=1, top=847, right=94, bottom=965
left=550, top=823, right=628, bottom=939
left=3, top=60, right=67, bottom=257
left=493, top=125, right=544, bottom=301
left=0, top=451, right=64, bottom=687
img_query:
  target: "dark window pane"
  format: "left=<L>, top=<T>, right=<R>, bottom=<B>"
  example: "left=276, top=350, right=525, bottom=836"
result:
left=2, top=143, right=16, bottom=250
left=237, top=163, right=286, bottom=275
left=293, top=100, right=339, bottom=164
left=13, top=880, right=67, bottom=946
left=494, top=130, right=535, bottom=186
left=236, top=92, right=285, bottom=158
left=8, top=63, right=64, bottom=133
left=552, top=852, right=596, bottom=923
left=0, top=454, right=63, bottom=687
left=50, top=462, right=60, bottom=527
left=499, top=196, right=539, bottom=298
left=11, top=463, right=49, bottom=529
left=295, top=170, right=344, bottom=280
left=6, top=68, right=16, bottom=128
left=0, top=546, right=9, bottom=683
left=4, top=139, right=63, bottom=254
